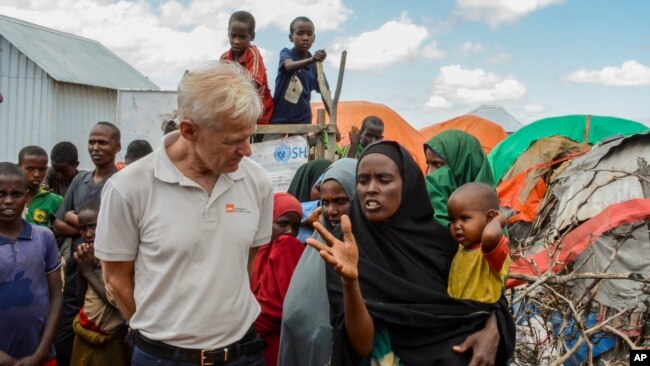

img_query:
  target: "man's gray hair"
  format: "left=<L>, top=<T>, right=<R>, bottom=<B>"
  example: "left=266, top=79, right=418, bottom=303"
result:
left=178, top=60, right=262, bottom=130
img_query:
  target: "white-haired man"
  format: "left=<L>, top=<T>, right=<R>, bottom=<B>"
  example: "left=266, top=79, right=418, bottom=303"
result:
left=94, top=61, right=272, bottom=365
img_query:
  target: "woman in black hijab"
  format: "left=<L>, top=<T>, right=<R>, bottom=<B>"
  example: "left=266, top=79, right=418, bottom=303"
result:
left=308, top=141, right=514, bottom=366
left=287, top=159, right=332, bottom=202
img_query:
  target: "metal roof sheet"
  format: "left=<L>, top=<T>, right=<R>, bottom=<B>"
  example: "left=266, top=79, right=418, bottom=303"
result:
left=468, top=104, right=523, bottom=132
left=550, top=132, right=650, bottom=231
left=0, top=14, right=158, bottom=90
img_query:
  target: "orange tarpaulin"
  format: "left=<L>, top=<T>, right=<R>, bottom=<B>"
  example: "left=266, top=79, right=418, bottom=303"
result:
left=497, top=137, right=588, bottom=224
left=497, top=171, right=547, bottom=223
left=420, top=115, right=508, bottom=154
left=506, top=199, right=650, bottom=288
left=310, top=101, right=426, bottom=170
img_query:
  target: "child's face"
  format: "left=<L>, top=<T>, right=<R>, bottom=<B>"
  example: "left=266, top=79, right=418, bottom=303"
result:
left=320, top=179, right=351, bottom=229
left=77, top=208, right=98, bottom=244
left=21, top=155, right=48, bottom=190
left=359, top=124, right=384, bottom=148
left=228, top=20, right=254, bottom=57
left=272, top=211, right=301, bottom=241
left=447, top=195, right=488, bottom=246
left=289, top=20, right=315, bottom=53
left=0, top=175, right=28, bottom=225
left=52, top=161, right=78, bottom=183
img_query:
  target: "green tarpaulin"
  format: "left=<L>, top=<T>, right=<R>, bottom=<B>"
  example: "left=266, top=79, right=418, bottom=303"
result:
left=488, top=115, right=649, bottom=183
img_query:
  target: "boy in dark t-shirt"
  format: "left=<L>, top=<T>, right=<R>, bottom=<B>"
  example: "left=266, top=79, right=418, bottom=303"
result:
left=270, top=16, right=327, bottom=125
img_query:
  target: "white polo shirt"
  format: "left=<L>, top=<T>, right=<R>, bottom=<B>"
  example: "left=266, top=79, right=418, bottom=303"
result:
left=94, top=132, right=273, bottom=349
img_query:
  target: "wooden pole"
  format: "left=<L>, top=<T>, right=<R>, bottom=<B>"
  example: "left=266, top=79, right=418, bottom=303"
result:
left=316, top=109, right=326, bottom=159
left=325, top=50, right=347, bottom=161
left=316, top=51, right=347, bottom=161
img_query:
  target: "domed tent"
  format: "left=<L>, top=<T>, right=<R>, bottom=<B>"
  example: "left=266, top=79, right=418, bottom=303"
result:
left=310, top=101, right=426, bottom=169
left=488, top=115, right=648, bottom=241
left=419, top=114, right=508, bottom=154
left=489, top=115, right=648, bottom=184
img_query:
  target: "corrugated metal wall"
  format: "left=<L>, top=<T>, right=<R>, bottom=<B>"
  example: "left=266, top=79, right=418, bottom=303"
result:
left=55, top=83, right=117, bottom=169
left=1, top=35, right=117, bottom=168
left=0, top=35, right=56, bottom=163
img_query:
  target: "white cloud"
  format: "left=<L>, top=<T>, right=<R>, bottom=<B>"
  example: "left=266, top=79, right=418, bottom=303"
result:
left=436, top=65, right=501, bottom=88
left=564, top=60, right=650, bottom=87
left=456, top=0, right=564, bottom=27
left=426, top=95, right=452, bottom=109
left=462, top=42, right=485, bottom=53
left=422, top=41, right=447, bottom=59
left=524, top=104, right=546, bottom=113
left=159, top=0, right=351, bottom=33
left=328, top=13, right=429, bottom=70
left=485, top=52, right=511, bottom=64
left=425, top=64, right=526, bottom=109
left=0, top=0, right=351, bottom=88
left=0, top=1, right=223, bottom=88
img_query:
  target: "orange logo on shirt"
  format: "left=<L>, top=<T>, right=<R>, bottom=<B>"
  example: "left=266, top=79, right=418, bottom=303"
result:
left=225, top=203, right=235, bottom=213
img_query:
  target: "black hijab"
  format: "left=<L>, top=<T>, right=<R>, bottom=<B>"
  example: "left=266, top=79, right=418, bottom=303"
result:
left=326, top=141, right=514, bottom=366
left=287, top=159, right=332, bottom=202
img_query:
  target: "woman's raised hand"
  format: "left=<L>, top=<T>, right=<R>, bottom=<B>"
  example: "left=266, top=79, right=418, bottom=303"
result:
left=307, top=215, right=359, bottom=281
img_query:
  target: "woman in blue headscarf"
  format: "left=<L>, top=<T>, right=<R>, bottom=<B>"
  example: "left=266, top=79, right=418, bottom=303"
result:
left=278, top=158, right=358, bottom=366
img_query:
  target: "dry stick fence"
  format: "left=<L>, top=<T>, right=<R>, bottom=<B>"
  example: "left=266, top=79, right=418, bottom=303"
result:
left=509, top=160, right=650, bottom=365
left=254, top=51, right=347, bottom=161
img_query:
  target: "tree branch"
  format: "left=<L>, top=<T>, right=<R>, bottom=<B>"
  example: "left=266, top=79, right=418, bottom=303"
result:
left=603, top=325, right=640, bottom=350
left=509, top=272, right=650, bottom=285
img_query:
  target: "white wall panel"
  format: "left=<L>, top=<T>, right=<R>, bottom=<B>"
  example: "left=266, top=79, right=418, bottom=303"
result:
left=116, top=89, right=177, bottom=150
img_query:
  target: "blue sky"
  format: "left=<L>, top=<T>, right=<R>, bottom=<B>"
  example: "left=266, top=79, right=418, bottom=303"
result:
left=2, top=0, right=649, bottom=128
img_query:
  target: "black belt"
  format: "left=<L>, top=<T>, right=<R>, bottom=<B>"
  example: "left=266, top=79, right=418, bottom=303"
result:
left=134, top=326, right=266, bottom=365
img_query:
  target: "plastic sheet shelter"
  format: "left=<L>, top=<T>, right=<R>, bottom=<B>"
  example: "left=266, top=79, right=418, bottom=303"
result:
left=419, top=115, right=508, bottom=154
left=507, top=134, right=650, bottom=364
left=489, top=115, right=648, bottom=227
left=488, top=115, right=648, bottom=184
left=508, top=132, right=650, bottom=289
left=310, top=101, right=426, bottom=170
